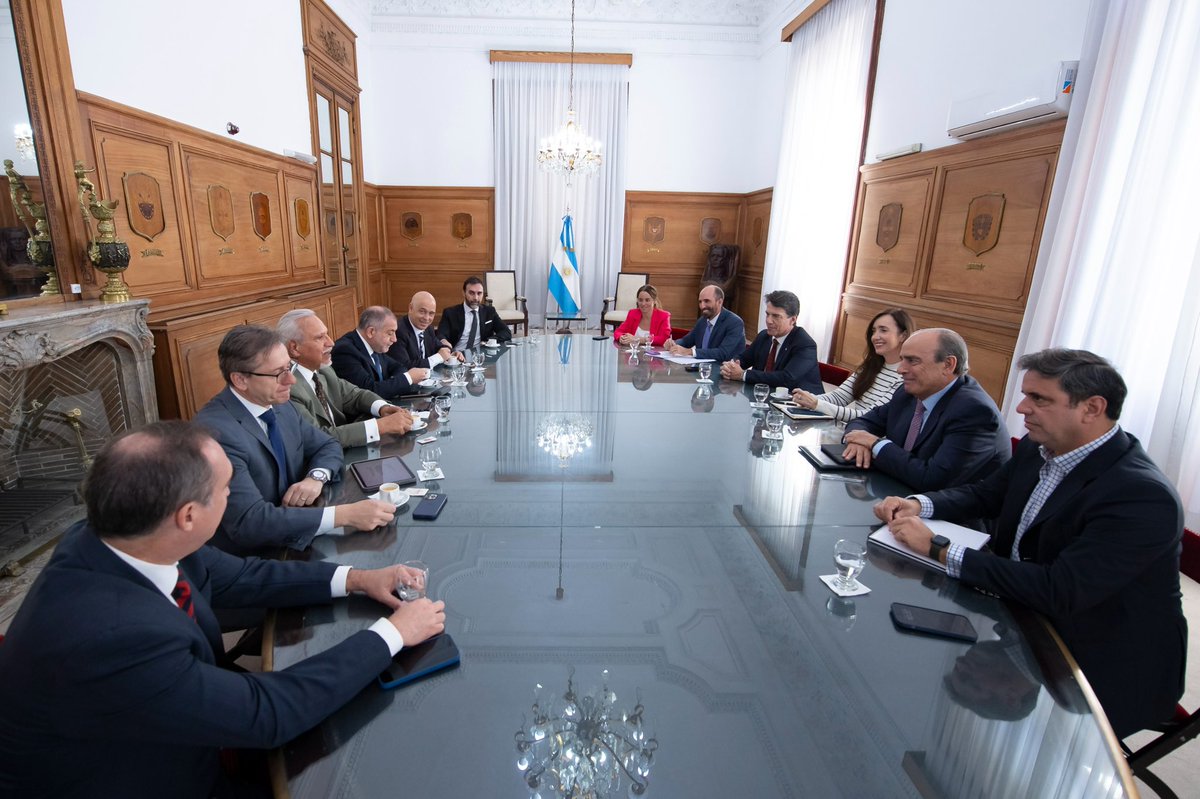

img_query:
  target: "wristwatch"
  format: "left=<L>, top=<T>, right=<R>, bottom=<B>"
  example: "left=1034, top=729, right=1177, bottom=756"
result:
left=928, top=534, right=950, bottom=561
left=307, top=469, right=329, bottom=484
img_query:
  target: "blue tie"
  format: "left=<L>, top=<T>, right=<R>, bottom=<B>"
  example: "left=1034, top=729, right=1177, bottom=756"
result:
left=259, top=408, right=289, bottom=475
left=371, top=351, right=383, bottom=379
left=701, top=322, right=713, bottom=350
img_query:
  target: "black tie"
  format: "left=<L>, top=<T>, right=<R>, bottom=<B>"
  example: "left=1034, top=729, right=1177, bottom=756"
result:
left=467, top=309, right=479, bottom=349
left=417, top=330, right=425, bottom=355
left=259, top=407, right=289, bottom=473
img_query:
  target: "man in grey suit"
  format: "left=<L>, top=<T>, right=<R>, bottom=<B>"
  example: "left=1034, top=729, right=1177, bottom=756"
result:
left=195, top=326, right=396, bottom=556
left=279, top=309, right=413, bottom=448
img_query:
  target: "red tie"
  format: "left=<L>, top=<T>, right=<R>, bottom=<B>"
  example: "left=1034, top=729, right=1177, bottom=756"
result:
left=903, top=400, right=926, bottom=451
left=171, top=569, right=196, bottom=620
left=765, top=339, right=778, bottom=372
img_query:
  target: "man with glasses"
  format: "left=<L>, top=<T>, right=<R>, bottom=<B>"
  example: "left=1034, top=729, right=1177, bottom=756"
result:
left=196, top=326, right=396, bottom=556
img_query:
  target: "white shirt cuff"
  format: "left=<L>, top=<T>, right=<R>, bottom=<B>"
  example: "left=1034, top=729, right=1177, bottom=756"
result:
left=428, top=353, right=445, bottom=368
left=318, top=506, right=337, bottom=534
left=330, top=565, right=352, bottom=597
left=369, top=618, right=405, bottom=656
left=363, top=418, right=380, bottom=444
left=370, top=400, right=388, bottom=417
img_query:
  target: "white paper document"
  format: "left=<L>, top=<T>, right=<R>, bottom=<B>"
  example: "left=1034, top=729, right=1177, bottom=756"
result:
left=868, top=520, right=990, bottom=573
left=643, top=352, right=716, bottom=365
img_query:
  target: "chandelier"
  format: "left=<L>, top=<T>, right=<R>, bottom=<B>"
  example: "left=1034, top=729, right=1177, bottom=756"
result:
left=536, top=413, right=593, bottom=467
left=536, top=0, right=603, bottom=181
left=516, top=669, right=658, bottom=798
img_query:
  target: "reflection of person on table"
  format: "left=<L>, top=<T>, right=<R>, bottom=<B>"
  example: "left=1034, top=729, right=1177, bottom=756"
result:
left=279, top=309, right=413, bottom=447
left=792, top=308, right=913, bottom=422
left=0, top=422, right=445, bottom=797
left=874, top=349, right=1186, bottom=738
left=719, top=290, right=822, bottom=392
left=616, top=284, right=672, bottom=348
left=664, top=284, right=745, bottom=361
left=195, top=326, right=396, bottom=556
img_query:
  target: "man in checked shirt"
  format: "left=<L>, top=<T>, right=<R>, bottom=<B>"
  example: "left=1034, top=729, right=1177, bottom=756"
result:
left=874, top=348, right=1185, bottom=739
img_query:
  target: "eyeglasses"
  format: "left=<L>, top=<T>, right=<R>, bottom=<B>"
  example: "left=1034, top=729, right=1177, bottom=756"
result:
left=241, top=361, right=297, bottom=383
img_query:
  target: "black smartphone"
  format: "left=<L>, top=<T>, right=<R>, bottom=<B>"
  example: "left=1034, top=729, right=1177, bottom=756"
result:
left=412, top=493, right=448, bottom=520
left=377, top=633, right=460, bottom=689
left=349, top=456, right=418, bottom=493
left=890, top=602, right=978, bottom=643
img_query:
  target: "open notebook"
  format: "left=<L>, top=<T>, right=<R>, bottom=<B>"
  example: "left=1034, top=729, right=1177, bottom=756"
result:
left=869, top=520, right=990, bottom=573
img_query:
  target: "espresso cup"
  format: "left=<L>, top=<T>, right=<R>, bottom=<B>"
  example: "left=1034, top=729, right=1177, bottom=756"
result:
left=486, top=338, right=499, bottom=347
left=774, top=386, right=790, bottom=398
left=379, top=482, right=403, bottom=505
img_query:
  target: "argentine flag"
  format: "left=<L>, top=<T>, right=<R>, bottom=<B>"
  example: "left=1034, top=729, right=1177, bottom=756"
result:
left=548, top=215, right=581, bottom=316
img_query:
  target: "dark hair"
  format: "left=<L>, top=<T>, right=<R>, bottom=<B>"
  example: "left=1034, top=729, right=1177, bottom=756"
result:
left=358, top=305, right=396, bottom=331
left=851, top=308, right=915, bottom=401
left=702, top=284, right=725, bottom=302
left=763, top=290, right=799, bottom=319
left=636, top=284, right=661, bottom=310
left=1018, top=348, right=1126, bottom=420
left=218, top=325, right=284, bottom=382
left=84, top=421, right=216, bottom=539
left=463, top=276, right=484, bottom=291
left=930, top=328, right=968, bottom=375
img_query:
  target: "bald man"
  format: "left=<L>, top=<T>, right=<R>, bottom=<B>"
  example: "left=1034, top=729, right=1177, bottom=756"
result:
left=388, top=291, right=454, bottom=370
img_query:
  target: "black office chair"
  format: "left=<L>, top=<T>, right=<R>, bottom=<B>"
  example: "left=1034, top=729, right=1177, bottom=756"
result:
left=1121, top=526, right=1200, bottom=798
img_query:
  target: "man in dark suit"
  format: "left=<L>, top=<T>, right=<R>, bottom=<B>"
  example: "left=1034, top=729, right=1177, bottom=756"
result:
left=331, top=306, right=429, bottom=400
left=389, top=290, right=454, bottom=369
left=665, top=284, right=745, bottom=362
left=719, top=289, right=822, bottom=393
left=279, top=309, right=413, bottom=448
left=842, top=328, right=1010, bottom=492
left=438, top=275, right=512, bottom=357
left=876, top=349, right=1186, bottom=737
left=0, top=421, right=445, bottom=798
left=195, top=326, right=396, bottom=555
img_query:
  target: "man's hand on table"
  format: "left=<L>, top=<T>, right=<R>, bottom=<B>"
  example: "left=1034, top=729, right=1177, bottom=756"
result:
left=388, top=598, right=445, bottom=646
left=333, top=499, right=396, bottom=531
left=282, top=477, right=325, bottom=507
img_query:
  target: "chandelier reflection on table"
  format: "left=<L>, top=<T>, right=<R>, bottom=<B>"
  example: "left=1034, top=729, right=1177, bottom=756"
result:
left=536, top=413, right=593, bottom=467
left=516, top=668, right=658, bottom=798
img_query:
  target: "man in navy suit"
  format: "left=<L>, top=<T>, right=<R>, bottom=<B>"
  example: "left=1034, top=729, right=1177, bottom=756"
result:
left=0, top=421, right=445, bottom=798
left=841, top=328, right=1010, bottom=492
left=719, top=290, right=822, bottom=393
left=665, top=284, right=745, bottom=362
left=438, top=276, right=512, bottom=357
left=331, top=306, right=429, bottom=400
left=876, top=349, right=1185, bottom=737
left=389, top=290, right=454, bottom=369
left=195, top=326, right=396, bottom=555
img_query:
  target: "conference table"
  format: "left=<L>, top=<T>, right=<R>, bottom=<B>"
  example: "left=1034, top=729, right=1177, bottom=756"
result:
left=269, top=338, right=1135, bottom=799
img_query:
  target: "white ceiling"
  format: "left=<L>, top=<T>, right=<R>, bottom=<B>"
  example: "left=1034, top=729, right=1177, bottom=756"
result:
left=370, top=0, right=793, bottom=29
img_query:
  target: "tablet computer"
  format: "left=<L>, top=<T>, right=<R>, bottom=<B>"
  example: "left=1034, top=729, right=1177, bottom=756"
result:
left=378, top=633, right=461, bottom=690
left=770, top=400, right=834, bottom=421
left=799, top=444, right=864, bottom=472
left=349, top=455, right=418, bottom=493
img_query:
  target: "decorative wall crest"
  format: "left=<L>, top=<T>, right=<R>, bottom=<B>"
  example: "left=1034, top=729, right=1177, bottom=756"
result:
left=208, top=185, right=235, bottom=240
left=643, top=216, right=665, bottom=244
left=876, top=203, right=902, bottom=252
left=294, top=198, right=311, bottom=239
left=121, top=172, right=165, bottom=242
left=318, top=26, right=348, bottom=66
left=401, top=211, right=423, bottom=240
left=964, top=194, right=1005, bottom=256
left=451, top=212, right=472, bottom=240
left=699, top=217, right=721, bottom=245
left=250, top=192, right=272, bottom=240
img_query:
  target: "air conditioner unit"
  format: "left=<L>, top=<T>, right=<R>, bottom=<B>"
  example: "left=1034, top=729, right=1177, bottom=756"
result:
left=947, top=61, right=1078, bottom=140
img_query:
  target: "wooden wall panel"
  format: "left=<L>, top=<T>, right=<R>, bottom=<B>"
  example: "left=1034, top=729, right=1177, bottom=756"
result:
left=836, top=121, right=1064, bottom=405
left=285, top=175, right=320, bottom=276
left=735, top=188, right=772, bottom=325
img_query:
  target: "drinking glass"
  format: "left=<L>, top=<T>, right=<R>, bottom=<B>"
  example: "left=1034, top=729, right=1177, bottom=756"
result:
left=752, top=383, right=770, bottom=408
left=698, top=363, right=712, bottom=383
left=834, top=539, right=867, bottom=591
left=434, top=394, right=452, bottom=423
left=452, top=362, right=468, bottom=384
left=765, top=409, right=785, bottom=437
left=530, top=327, right=543, bottom=346
left=397, top=560, right=428, bottom=601
left=420, top=445, right=441, bottom=478
left=471, top=347, right=485, bottom=371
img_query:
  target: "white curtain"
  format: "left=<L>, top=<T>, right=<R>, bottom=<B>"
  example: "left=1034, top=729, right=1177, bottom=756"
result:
left=1002, top=0, right=1200, bottom=524
left=760, top=0, right=877, bottom=354
left=493, top=61, right=628, bottom=325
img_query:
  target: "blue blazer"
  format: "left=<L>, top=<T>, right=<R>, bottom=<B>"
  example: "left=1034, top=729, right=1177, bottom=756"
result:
left=0, top=522, right=390, bottom=798
left=736, top=326, right=822, bottom=393
left=845, top=375, right=1010, bottom=492
left=194, top=386, right=343, bottom=555
left=331, top=330, right=414, bottom=400
left=675, top=308, right=745, bottom=361
left=930, top=431, right=1186, bottom=737
left=387, top=315, right=440, bottom=369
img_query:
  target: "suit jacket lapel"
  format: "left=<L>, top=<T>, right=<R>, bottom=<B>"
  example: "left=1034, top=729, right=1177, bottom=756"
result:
left=221, top=387, right=287, bottom=494
left=1027, top=431, right=1131, bottom=532
left=912, top=377, right=965, bottom=451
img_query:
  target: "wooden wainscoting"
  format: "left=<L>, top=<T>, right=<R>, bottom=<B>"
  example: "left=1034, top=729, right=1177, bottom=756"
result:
left=736, top=188, right=772, bottom=324
left=372, top=186, right=495, bottom=315
left=834, top=120, right=1064, bottom=404
left=78, top=93, right=326, bottom=314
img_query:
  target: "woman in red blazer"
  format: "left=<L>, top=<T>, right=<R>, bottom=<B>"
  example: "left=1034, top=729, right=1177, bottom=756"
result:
left=615, top=284, right=672, bottom=347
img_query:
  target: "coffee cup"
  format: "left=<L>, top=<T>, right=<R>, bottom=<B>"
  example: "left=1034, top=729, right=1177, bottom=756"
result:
left=486, top=338, right=499, bottom=348
left=774, top=386, right=790, bottom=398
left=379, top=482, right=403, bottom=505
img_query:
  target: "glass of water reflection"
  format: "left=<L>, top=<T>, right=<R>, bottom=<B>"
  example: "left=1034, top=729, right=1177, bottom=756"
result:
left=765, top=409, right=785, bottom=437
left=834, top=539, right=867, bottom=591
left=752, top=383, right=770, bottom=408
left=698, top=362, right=712, bottom=383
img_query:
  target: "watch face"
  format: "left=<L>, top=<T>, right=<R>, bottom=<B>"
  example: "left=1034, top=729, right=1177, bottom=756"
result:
left=309, top=470, right=328, bottom=483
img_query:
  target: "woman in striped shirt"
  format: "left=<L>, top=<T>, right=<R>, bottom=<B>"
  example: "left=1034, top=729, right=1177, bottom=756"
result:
left=791, top=308, right=914, bottom=423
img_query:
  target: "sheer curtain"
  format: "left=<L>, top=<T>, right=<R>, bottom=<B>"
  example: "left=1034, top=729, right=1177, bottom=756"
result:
left=1002, top=0, right=1200, bottom=523
left=759, top=0, right=877, bottom=352
left=493, top=61, right=628, bottom=325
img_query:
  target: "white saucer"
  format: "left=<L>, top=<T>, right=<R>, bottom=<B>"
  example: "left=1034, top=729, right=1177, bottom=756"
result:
left=369, top=491, right=409, bottom=508
left=409, top=419, right=428, bottom=432
left=418, top=378, right=440, bottom=387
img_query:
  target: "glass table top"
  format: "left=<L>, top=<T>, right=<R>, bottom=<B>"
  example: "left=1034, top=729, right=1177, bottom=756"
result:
left=271, top=339, right=1132, bottom=799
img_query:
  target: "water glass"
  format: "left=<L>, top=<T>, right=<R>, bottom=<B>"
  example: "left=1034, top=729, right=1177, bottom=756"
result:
left=397, top=560, right=428, bottom=601
left=753, top=383, right=770, bottom=407
left=434, top=394, right=452, bottom=423
left=698, top=362, right=712, bottom=383
left=471, top=347, right=485, bottom=370
left=834, top=539, right=867, bottom=591
left=530, top=327, right=543, bottom=345
left=420, top=445, right=441, bottom=477
left=452, top=362, right=468, bottom=383
left=765, top=409, right=785, bottom=437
